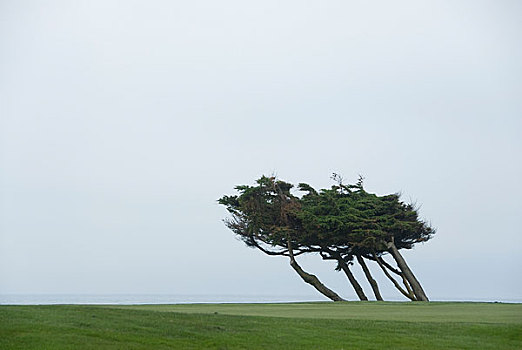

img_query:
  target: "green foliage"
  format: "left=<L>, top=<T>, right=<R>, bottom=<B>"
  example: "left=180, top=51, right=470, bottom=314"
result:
left=218, top=176, right=303, bottom=255
left=298, top=181, right=435, bottom=257
left=218, top=175, right=435, bottom=259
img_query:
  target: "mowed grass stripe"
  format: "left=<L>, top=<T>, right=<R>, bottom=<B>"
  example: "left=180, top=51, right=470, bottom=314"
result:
left=1, top=304, right=521, bottom=349
left=110, top=301, right=522, bottom=324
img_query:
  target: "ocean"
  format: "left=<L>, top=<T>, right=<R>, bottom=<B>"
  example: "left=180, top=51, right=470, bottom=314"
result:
left=0, top=294, right=325, bottom=305
left=1, top=294, right=520, bottom=305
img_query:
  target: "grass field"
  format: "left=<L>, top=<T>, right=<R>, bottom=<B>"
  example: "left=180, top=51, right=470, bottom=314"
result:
left=1, top=302, right=521, bottom=349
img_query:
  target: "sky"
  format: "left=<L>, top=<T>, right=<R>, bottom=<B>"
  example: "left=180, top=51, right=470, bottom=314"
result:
left=1, top=0, right=521, bottom=302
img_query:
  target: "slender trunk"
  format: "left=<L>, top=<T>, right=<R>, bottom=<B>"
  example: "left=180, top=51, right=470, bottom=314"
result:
left=386, top=241, right=429, bottom=302
left=370, top=253, right=414, bottom=296
left=356, top=255, right=383, bottom=301
left=365, top=254, right=402, bottom=276
left=287, top=241, right=345, bottom=302
left=401, top=273, right=414, bottom=297
left=375, top=255, right=415, bottom=296
left=289, top=259, right=345, bottom=301
left=337, top=259, right=368, bottom=301
left=374, top=253, right=416, bottom=301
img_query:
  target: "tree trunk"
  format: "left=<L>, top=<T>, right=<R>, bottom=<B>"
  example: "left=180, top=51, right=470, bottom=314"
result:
left=401, top=273, right=414, bottom=298
left=387, top=241, right=429, bottom=302
left=374, top=254, right=415, bottom=301
left=337, top=259, right=368, bottom=301
left=356, top=255, right=383, bottom=301
left=289, top=257, right=345, bottom=301
left=364, top=254, right=402, bottom=276
left=286, top=239, right=345, bottom=302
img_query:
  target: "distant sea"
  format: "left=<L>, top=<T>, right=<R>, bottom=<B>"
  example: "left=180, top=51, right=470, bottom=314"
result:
left=0, top=294, right=324, bottom=305
left=1, top=294, right=521, bottom=305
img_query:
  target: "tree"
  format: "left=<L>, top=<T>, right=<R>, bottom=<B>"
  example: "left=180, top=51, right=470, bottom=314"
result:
left=219, top=175, right=435, bottom=302
left=297, top=176, right=435, bottom=301
left=218, top=176, right=345, bottom=301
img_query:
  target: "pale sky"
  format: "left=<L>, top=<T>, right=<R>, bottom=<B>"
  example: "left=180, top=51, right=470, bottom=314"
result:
left=1, top=0, right=521, bottom=301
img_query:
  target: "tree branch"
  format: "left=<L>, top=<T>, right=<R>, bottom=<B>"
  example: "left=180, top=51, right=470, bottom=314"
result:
left=373, top=253, right=415, bottom=301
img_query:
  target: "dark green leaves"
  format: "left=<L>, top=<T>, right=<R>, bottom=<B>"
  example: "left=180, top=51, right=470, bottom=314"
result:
left=219, top=175, right=435, bottom=257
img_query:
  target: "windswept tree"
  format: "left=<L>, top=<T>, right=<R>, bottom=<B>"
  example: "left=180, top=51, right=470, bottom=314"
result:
left=218, top=176, right=345, bottom=301
left=297, top=175, right=435, bottom=301
left=219, top=175, right=435, bottom=302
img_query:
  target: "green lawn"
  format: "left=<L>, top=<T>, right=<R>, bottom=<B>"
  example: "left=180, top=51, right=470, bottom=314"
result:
left=113, top=301, right=522, bottom=323
left=1, top=302, right=521, bottom=349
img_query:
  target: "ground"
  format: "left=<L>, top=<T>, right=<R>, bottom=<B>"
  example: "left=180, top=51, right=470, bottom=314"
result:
left=1, top=302, right=521, bottom=349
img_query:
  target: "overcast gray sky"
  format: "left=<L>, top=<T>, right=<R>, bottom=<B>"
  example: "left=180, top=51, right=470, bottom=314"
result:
left=1, top=0, right=521, bottom=301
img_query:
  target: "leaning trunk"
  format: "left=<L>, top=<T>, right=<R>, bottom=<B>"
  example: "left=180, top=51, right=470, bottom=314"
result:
left=374, top=253, right=415, bottom=301
left=289, top=258, right=345, bottom=301
left=356, top=255, right=383, bottom=301
left=387, top=241, right=429, bottom=302
left=337, top=259, right=368, bottom=301
left=286, top=240, right=344, bottom=302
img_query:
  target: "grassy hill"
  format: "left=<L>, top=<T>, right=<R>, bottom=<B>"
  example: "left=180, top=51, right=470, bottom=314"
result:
left=1, top=302, right=521, bottom=349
